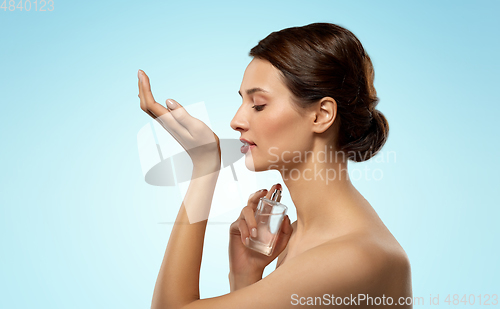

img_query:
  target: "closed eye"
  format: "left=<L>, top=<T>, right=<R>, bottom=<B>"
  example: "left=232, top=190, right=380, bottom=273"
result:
left=252, top=105, right=265, bottom=111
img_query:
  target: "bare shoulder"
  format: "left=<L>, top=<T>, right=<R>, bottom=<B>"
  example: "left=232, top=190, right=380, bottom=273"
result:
left=317, top=234, right=393, bottom=279
left=261, top=232, right=408, bottom=309
left=323, top=231, right=412, bottom=297
left=271, top=232, right=410, bottom=297
left=280, top=219, right=410, bottom=285
left=335, top=232, right=410, bottom=273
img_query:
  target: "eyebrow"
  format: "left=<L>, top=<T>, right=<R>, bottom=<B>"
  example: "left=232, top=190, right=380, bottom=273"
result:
left=238, top=87, right=270, bottom=97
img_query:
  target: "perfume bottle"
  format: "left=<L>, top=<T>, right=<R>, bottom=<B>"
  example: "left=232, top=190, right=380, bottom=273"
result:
left=246, top=188, right=288, bottom=256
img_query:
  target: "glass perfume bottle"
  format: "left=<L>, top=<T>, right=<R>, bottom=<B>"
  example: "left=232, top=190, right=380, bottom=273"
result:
left=246, top=188, right=288, bottom=256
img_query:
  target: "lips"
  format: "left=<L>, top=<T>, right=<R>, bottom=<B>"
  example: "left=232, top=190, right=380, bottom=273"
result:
left=241, top=143, right=256, bottom=154
left=240, top=138, right=255, bottom=145
left=240, top=138, right=256, bottom=154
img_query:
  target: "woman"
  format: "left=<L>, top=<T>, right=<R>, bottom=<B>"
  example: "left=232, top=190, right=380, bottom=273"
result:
left=138, top=22, right=412, bottom=309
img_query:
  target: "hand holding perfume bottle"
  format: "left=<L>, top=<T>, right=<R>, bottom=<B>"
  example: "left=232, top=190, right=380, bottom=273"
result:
left=245, top=187, right=288, bottom=256
left=228, top=184, right=292, bottom=286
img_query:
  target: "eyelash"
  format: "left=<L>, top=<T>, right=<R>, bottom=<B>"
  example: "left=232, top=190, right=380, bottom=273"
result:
left=252, top=105, right=265, bottom=111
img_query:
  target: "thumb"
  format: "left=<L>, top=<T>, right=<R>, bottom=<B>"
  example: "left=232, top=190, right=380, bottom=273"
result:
left=165, top=98, right=181, bottom=110
left=274, top=215, right=293, bottom=254
left=281, top=215, right=293, bottom=236
left=165, top=98, right=192, bottom=127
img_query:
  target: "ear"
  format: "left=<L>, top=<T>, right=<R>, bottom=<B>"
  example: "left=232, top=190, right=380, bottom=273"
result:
left=311, top=97, right=337, bottom=134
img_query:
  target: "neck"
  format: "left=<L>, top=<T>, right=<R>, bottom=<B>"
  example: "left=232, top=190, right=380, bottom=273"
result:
left=277, top=144, right=368, bottom=240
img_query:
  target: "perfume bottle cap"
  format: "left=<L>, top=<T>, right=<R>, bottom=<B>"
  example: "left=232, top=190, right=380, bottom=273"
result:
left=270, top=188, right=282, bottom=202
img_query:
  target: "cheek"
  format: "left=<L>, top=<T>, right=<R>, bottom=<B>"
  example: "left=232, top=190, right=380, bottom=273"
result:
left=259, top=113, right=309, bottom=152
left=258, top=114, right=291, bottom=138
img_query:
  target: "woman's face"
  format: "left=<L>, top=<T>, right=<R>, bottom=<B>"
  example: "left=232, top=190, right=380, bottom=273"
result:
left=230, top=58, right=314, bottom=172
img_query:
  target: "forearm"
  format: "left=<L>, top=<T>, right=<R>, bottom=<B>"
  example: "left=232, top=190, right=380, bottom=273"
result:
left=152, top=164, right=220, bottom=309
left=229, top=270, right=263, bottom=292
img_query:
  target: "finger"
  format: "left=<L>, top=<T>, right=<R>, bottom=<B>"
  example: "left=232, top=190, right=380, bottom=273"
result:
left=242, top=206, right=258, bottom=238
left=156, top=101, right=190, bottom=136
left=229, top=220, right=238, bottom=234
left=138, top=70, right=154, bottom=114
left=265, top=183, right=282, bottom=200
left=138, top=69, right=156, bottom=106
left=239, top=189, right=267, bottom=219
left=164, top=98, right=197, bottom=130
left=229, top=219, right=242, bottom=236
left=246, top=189, right=268, bottom=213
left=138, top=70, right=169, bottom=118
left=237, top=219, right=250, bottom=245
left=138, top=78, right=157, bottom=119
left=237, top=190, right=266, bottom=221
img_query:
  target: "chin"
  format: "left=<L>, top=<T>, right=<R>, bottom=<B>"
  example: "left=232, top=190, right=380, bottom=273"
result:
left=244, top=152, right=280, bottom=172
left=244, top=153, right=258, bottom=172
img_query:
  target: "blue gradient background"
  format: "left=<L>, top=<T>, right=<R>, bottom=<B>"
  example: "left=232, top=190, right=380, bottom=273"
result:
left=1, top=0, right=498, bottom=308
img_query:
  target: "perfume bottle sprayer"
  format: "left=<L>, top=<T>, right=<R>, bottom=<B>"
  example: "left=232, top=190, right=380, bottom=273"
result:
left=246, top=187, right=288, bottom=256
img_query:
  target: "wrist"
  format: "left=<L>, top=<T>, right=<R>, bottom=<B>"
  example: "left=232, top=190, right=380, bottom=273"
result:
left=193, top=156, right=221, bottom=173
left=192, top=161, right=221, bottom=179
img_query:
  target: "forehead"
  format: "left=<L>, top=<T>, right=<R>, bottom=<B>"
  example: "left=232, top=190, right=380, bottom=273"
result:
left=240, top=58, right=289, bottom=96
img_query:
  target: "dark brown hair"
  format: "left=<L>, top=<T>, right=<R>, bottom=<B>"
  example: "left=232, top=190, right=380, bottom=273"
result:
left=249, top=22, right=389, bottom=162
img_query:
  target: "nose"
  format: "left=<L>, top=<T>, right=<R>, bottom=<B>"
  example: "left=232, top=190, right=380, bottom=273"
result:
left=230, top=105, right=249, bottom=132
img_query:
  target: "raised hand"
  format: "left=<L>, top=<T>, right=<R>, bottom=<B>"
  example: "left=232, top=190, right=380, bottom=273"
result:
left=137, top=70, right=221, bottom=172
